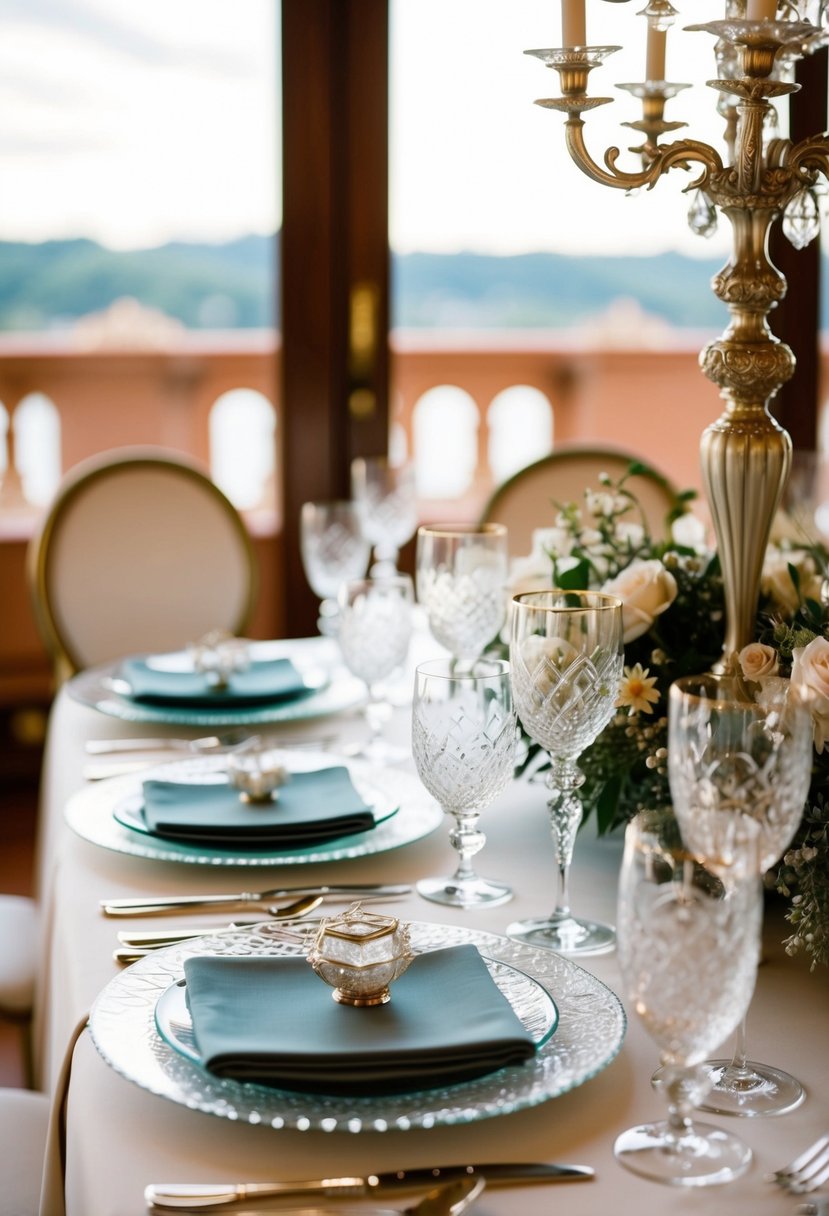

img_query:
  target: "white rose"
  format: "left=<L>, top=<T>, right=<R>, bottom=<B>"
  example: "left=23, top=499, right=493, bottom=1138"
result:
left=530, top=526, right=572, bottom=561
left=761, top=548, right=823, bottom=614
left=671, top=512, right=707, bottom=551
left=791, top=636, right=829, bottom=753
left=614, top=520, right=645, bottom=549
left=738, top=642, right=779, bottom=680
left=602, top=559, right=678, bottom=644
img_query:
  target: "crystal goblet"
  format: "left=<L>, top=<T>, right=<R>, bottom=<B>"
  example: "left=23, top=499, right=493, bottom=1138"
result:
left=614, top=808, right=762, bottom=1186
left=412, top=657, right=515, bottom=907
left=336, top=575, right=414, bottom=763
left=299, top=500, right=371, bottom=634
left=507, top=590, right=623, bottom=954
left=416, top=523, right=508, bottom=663
left=667, top=673, right=814, bottom=1117
left=351, top=457, right=418, bottom=578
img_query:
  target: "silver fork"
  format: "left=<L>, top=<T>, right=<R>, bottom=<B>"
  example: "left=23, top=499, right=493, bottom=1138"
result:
left=773, top=1134, right=829, bottom=1194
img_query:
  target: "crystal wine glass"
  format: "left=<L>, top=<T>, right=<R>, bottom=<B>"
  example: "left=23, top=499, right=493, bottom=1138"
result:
left=336, top=575, right=414, bottom=763
left=416, top=523, right=509, bottom=664
left=508, top=590, right=624, bottom=954
left=614, top=808, right=763, bottom=1186
left=351, top=456, right=419, bottom=578
left=300, top=500, right=371, bottom=634
left=667, top=673, right=814, bottom=1116
left=412, top=657, right=515, bottom=907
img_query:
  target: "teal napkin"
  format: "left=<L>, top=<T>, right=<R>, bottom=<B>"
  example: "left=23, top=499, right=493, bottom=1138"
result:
left=182, top=945, right=537, bottom=1095
left=119, top=656, right=309, bottom=707
left=142, top=766, right=379, bottom=846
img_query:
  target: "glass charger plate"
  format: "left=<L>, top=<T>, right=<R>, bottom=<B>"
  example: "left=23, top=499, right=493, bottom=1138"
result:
left=67, top=637, right=367, bottom=727
left=89, top=921, right=625, bottom=1132
left=65, top=752, right=442, bottom=867
left=155, top=953, right=560, bottom=1064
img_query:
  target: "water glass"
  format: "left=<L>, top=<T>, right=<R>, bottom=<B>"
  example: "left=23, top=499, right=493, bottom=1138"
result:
left=300, top=500, right=371, bottom=633
left=336, top=575, right=414, bottom=762
left=351, top=457, right=418, bottom=577
left=668, top=673, right=813, bottom=1116
left=614, top=809, right=762, bottom=1186
left=412, top=658, right=515, bottom=907
left=416, top=523, right=508, bottom=662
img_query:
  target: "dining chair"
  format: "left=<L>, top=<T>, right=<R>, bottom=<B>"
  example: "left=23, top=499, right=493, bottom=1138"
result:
left=0, top=894, right=38, bottom=1017
left=27, top=447, right=259, bottom=681
left=479, top=444, right=682, bottom=559
left=0, top=893, right=40, bottom=1092
left=0, top=1087, right=50, bottom=1215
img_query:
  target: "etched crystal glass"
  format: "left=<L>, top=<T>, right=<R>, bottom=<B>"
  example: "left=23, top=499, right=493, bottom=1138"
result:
left=614, top=809, right=762, bottom=1186
left=351, top=457, right=419, bottom=578
left=300, top=500, right=371, bottom=634
left=412, top=657, right=515, bottom=907
left=416, top=523, right=509, bottom=663
left=668, top=674, right=813, bottom=1117
left=508, top=590, right=623, bottom=954
left=336, top=575, right=414, bottom=762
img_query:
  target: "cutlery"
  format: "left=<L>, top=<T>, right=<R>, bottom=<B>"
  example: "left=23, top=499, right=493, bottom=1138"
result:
left=773, top=1134, right=829, bottom=1195
left=86, top=731, right=338, bottom=755
left=148, top=1176, right=484, bottom=1216
left=149, top=1175, right=485, bottom=1216
left=797, top=1199, right=829, bottom=1216
left=100, top=884, right=411, bottom=917
left=145, top=1163, right=593, bottom=1209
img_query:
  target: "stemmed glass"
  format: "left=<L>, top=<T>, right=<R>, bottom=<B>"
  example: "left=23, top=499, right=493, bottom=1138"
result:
left=351, top=457, right=419, bottom=577
left=416, top=523, right=509, bottom=664
left=667, top=673, right=814, bottom=1116
left=299, top=501, right=371, bottom=634
left=508, top=590, right=624, bottom=953
left=614, top=809, right=763, bottom=1186
left=335, top=575, right=414, bottom=763
left=411, top=657, right=515, bottom=907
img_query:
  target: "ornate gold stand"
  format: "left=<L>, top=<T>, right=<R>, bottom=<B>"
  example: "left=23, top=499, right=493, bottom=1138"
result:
left=527, top=13, right=829, bottom=665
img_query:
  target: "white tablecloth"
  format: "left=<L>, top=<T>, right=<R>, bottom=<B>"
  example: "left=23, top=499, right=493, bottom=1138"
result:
left=34, top=639, right=829, bottom=1216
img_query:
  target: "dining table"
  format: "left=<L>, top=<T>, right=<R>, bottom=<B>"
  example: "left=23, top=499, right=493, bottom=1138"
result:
left=31, top=631, right=829, bottom=1216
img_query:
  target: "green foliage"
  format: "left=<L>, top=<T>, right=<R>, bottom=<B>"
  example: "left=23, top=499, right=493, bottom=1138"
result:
left=495, top=463, right=829, bottom=970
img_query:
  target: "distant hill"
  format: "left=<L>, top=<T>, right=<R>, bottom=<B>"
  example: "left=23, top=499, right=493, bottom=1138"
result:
left=0, top=233, right=801, bottom=333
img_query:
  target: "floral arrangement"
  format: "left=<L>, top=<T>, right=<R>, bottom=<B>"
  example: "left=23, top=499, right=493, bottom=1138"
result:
left=504, top=462, right=829, bottom=970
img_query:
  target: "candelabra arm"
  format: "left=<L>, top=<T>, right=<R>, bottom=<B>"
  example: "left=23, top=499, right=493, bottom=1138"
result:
left=565, top=117, right=724, bottom=191
left=786, top=132, right=829, bottom=186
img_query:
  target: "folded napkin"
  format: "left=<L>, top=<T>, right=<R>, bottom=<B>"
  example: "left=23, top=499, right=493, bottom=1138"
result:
left=141, top=766, right=380, bottom=846
left=118, top=656, right=309, bottom=707
left=182, top=944, right=537, bottom=1095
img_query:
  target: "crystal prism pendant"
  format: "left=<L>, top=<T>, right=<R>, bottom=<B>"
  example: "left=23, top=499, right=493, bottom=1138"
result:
left=783, top=189, right=820, bottom=250
left=687, top=189, right=718, bottom=239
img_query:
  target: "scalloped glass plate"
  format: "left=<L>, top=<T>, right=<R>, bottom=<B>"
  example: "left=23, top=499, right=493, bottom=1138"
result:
left=154, top=953, right=560, bottom=1068
left=88, top=921, right=626, bottom=1132
left=65, top=752, right=442, bottom=867
left=67, top=637, right=366, bottom=727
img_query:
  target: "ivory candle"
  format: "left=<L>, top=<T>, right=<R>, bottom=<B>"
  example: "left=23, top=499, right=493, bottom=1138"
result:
left=746, top=0, right=777, bottom=18
left=646, top=25, right=667, bottom=82
left=562, top=0, right=586, bottom=47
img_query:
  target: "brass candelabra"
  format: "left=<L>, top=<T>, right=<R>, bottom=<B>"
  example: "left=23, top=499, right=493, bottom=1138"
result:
left=527, top=2, right=829, bottom=665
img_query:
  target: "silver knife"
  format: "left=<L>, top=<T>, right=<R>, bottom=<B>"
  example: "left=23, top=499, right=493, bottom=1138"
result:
left=101, top=885, right=411, bottom=917
left=145, top=1164, right=594, bottom=1208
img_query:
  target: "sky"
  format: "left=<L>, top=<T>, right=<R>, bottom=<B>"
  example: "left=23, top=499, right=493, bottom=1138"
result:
left=0, top=0, right=757, bottom=260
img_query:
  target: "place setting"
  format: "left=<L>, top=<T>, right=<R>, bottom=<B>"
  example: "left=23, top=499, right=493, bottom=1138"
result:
left=65, top=742, right=444, bottom=867
left=66, top=629, right=366, bottom=728
left=87, top=900, right=627, bottom=1138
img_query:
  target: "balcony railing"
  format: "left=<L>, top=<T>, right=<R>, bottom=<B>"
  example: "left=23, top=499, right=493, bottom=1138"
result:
left=3, top=302, right=810, bottom=705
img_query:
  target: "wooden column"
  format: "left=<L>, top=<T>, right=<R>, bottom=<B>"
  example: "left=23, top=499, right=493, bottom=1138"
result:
left=280, top=0, right=390, bottom=636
